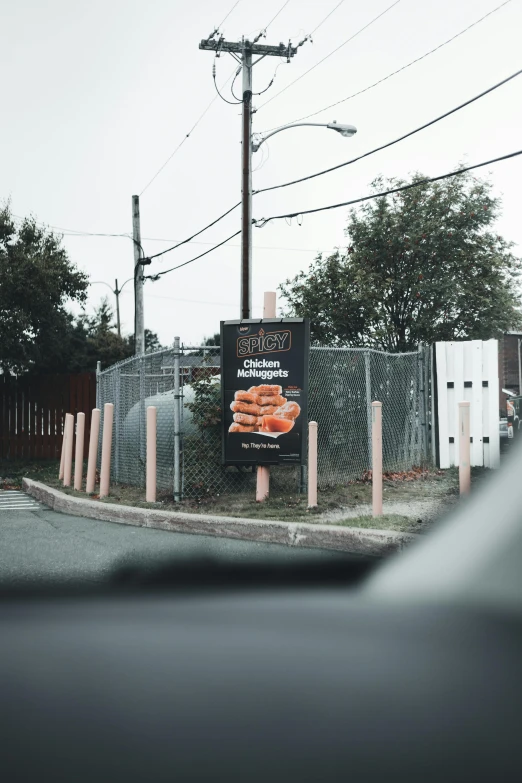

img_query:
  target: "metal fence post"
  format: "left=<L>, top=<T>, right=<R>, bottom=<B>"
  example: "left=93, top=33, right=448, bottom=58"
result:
left=424, top=346, right=431, bottom=460
left=139, top=355, right=146, bottom=485
left=418, top=344, right=429, bottom=463
left=174, top=336, right=181, bottom=502
left=96, top=361, right=101, bottom=410
left=364, top=352, right=372, bottom=468
left=114, top=368, right=121, bottom=483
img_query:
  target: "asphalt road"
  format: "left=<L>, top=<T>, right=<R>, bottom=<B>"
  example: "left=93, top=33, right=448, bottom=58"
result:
left=0, top=498, right=341, bottom=586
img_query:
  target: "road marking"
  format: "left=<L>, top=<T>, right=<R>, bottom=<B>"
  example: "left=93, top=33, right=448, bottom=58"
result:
left=0, top=490, right=41, bottom=511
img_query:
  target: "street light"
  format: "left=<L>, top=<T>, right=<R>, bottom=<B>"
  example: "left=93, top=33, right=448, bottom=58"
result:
left=241, top=119, right=357, bottom=319
left=90, top=277, right=133, bottom=338
left=252, top=121, right=357, bottom=152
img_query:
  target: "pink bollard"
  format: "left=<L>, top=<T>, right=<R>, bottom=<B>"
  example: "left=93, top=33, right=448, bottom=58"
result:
left=146, top=406, right=157, bottom=503
left=63, top=413, right=74, bottom=487
left=74, top=413, right=85, bottom=491
left=372, top=402, right=383, bottom=517
left=59, top=419, right=66, bottom=479
left=459, top=401, right=471, bottom=495
left=86, top=408, right=101, bottom=494
left=99, top=403, right=114, bottom=499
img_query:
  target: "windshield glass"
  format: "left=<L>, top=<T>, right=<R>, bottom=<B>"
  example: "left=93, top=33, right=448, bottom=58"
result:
left=1, top=0, right=521, bottom=588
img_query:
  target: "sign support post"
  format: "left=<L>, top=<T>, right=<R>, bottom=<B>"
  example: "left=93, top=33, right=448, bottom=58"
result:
left=256, top=292, right=276, bottom=502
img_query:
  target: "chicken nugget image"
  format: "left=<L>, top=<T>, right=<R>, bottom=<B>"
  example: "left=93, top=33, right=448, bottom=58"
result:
left=256, top=394, right=286, bottom=407
left=273, top=401, right=301, bottom=420
left=229, top=422, right=256, bottom=433
left=234, top=390, right=257, bottom=404
left=258, top=405, right=278, bottom=416
left=230, top=400, right=261, bottom=415
left=233, top=412, right=258, bottom=425
left=249, top=384, right=283, bottom=396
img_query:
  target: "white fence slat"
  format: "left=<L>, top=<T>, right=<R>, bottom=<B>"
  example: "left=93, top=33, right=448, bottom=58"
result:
left=436, top=343, right=450, bottom=469
left=434, top=339, right=499, bottom=469
left=470, top=341, right=483, bottom=467
left=452, top=342, right=465, bottom=468
left=483, top=339, right=500, bottom=468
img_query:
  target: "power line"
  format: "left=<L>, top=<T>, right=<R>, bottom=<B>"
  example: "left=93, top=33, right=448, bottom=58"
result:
left=18, top=65, right=519, bottom=254
left=254, top=149, right=522, bottom=226
left=263, top=0, right=292, bottom=32
left=218, top=0, right=241, bottom=29
left=256, top=0, right=402, bottom=111
left=116, top=288, right=264, bottom=310
left=150, top=230, right=242, bottom=278
left=139, top=63, right=238, bottom=196
left=148, top=201, right=241, bottom=260
left=14, top=64, right=519, bottom=255
left=213, top=61, right=242, bottom=104
left=260, top=0, right=513, bottom=131
left=309, top=0, right=345, bottom=36
left=254, top=66, right=522, bottom=195
left=142, top=238, right=318, bottom=252
left=10, top=213, right=129, bottom=239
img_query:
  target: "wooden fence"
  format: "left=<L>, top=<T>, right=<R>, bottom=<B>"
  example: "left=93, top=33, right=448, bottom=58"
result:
left=0, top=372, right=96, bottom=460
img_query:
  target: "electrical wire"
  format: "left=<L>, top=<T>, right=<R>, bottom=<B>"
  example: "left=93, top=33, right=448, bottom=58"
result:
left=253, top=66, right=522, bottom=195
left=230, top=65, right=242, bottom=101
left=309, top=0, right=345, bottom=36
left=263, top=0, right=292, bottom=32
left=10, top=213, right=129, bottom=238
left=139, top=63, right=238, bottom=196
left=213, top=63, right=242, bottom=104
left=149, top=230, right=242, bottom=277
left=17, top=66, right=519, bottom=256
left=254, top=149, right=522, bottom=226
left=256, top=0, right=402, bottom=111
left=14, top=65, right=519, bottom=260
left=218, top=0, right=241, bottom=29
left=260, top=0, right=513, bottom=131
left=253, top=139, right=271, bottom=172
left=147, top=202, right=241, bottom=260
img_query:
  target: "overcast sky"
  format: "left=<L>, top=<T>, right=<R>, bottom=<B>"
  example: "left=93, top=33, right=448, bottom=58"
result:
left=2, top=0, right=521, bottom=350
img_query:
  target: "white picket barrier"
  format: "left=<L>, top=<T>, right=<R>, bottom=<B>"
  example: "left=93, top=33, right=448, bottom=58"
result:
left=432, top=340, right=500, bottom=469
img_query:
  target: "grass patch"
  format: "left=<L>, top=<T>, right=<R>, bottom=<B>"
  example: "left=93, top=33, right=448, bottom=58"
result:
left=1, top=458, right=491, bottom=534
left=335, top=514, right=417, bottom=533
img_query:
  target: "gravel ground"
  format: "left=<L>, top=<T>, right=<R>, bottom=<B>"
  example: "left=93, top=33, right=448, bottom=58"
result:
left=321, top=495, right=460, bottom=531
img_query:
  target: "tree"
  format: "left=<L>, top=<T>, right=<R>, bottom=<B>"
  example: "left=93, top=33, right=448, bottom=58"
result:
left=0, top=203, right=88, bottom=373
left=124, top=329, right=165, bottom=355
left=280, top=171, right=522, bottom=351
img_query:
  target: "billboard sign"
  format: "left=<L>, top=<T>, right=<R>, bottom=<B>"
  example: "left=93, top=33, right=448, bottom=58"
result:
left=221, top=318, right=309, bottom=465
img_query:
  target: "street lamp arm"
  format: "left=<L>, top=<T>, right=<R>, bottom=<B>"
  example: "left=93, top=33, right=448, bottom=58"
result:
left=119, top=277, right=134, bottom=293
left=90, top=281, right=116, bottom=293
left=90, top=277, right=134, bottom=294
left=252, top=121, right=357, bottom=152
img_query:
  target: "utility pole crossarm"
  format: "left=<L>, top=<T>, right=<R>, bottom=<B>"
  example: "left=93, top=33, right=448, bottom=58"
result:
left=199, top=40, right=297, bottom=57
left=199, top=33, right=299, bottom=319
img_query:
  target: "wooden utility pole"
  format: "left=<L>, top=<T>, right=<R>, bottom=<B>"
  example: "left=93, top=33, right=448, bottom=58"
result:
left=199, top=36, right=298, bottom=319
left=132, top=195, right=145, bottom=355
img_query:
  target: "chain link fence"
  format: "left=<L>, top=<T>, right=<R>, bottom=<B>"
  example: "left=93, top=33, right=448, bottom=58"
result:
left=97, top=343, right=430, bottom=498
left=309, top=347, right=429, bottom=487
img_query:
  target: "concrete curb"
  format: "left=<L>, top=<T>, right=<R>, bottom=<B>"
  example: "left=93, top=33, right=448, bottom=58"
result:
left=23, top=478, right=416, bottom=557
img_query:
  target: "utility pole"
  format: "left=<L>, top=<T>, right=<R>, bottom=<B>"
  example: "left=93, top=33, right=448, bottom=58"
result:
left=132, top=194, right=145, bottom=355
left=199, top=36, right=298, bottom=319
left=114, top=278, right=121, bottom=338
left=241, top=45, right=253, bottom=321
